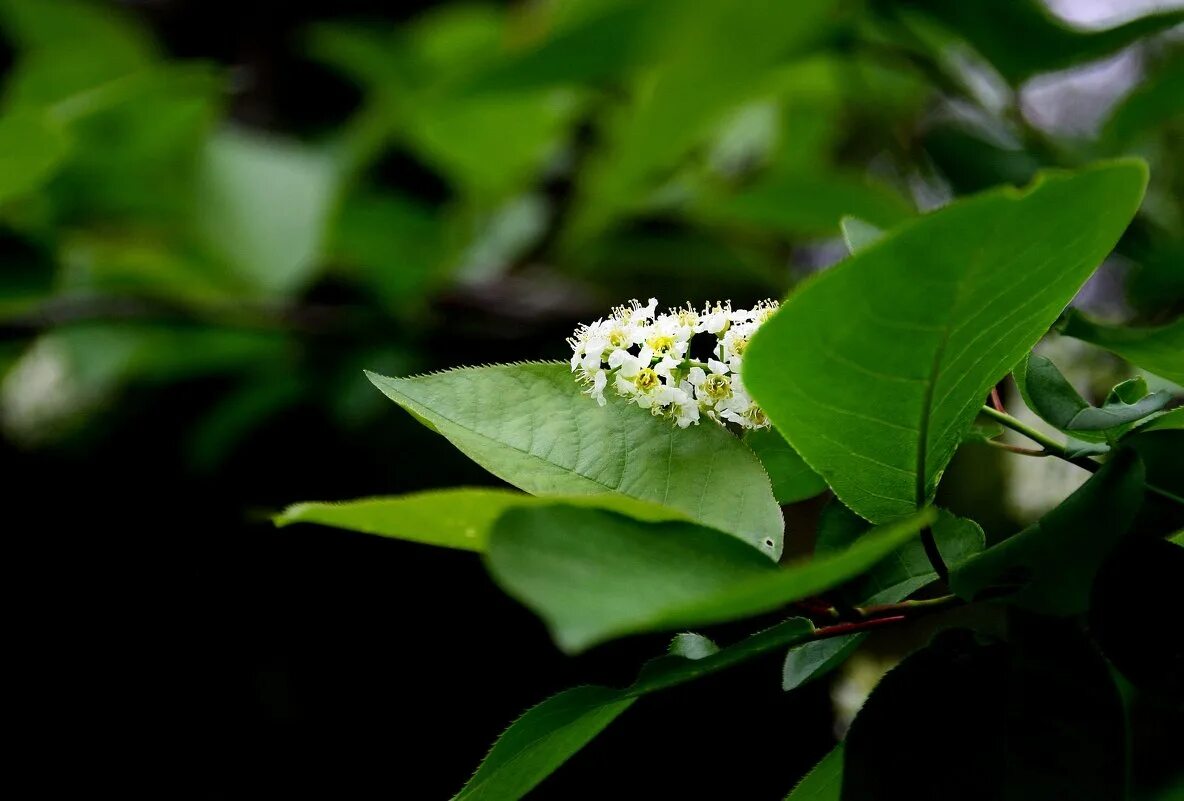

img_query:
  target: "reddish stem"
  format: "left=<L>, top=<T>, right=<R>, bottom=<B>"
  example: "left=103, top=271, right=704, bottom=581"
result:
left=812, top=615, right=907, bottom=638
left=990, top=385, right=1005, bottom=413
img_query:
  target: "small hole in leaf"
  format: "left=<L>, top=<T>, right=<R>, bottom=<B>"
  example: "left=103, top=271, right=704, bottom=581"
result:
left=763, top=538, right=775, bottom=549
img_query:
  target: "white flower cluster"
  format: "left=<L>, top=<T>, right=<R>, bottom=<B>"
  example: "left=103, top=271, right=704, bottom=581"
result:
left=568, top=298, right=778, bottom=430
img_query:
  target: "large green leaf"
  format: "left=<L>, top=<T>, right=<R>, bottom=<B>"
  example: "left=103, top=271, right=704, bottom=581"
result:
left=273, top=488, right=687, bottom=552
left=785, top=744, right=843, bottom=800
left=486, top=503, right=932, bottom=653
left=745, top=429, right=828, bottom=504
left=1059, top=310, right=1184, bottom=385
left=744, top=161, right=1147, bottom=523
left=842, top=624, right=1126, bottom=801
left=783, top=505, right=983, bottom=690
left=367, top=362, right=784, bottom=556
left=950, top=450, right=1144, bottom=616
left=1014, top=353, right=1173, bottom=442
left=455, top=617, right=816, bottom=800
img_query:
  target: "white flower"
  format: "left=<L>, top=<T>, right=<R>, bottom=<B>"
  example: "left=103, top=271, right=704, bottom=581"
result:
left=568, top=298, right=779, bottom=431
left=696, top=301, right=732, bottom=335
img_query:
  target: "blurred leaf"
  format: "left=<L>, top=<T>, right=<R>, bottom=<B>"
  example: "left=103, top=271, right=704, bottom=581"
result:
left=840, top=216, right=884, bottom=254
left=950, top=450, right=1144, bottom=616
left=274, top=488, right=689, bottom=552
left=367, top=363, right=784, bottom=556
left=187, top=373, right=303, bottom=470
left=1103, top=54, right=1184, bottom=146
left=697, top=170, right=913, bottom=238
left=881, top=0, right=1184, bottom=84
left=330, top=190, right=452, bottom=313
left=462, top=0, right=670, bottom=93
left=456, top=617, right=816, bottom=800
left=0, top=110, right=69, bottom=204
left=784, top=506, right=983, bottom=690
left=310, top=10, right=580, bottom=200
left=843, top=625, right=1126, bottom=800
left=566, top=0, right=836, bottom=242
left=745, top=428, right=828, bottom=504
left=784, top=744, right=843, bottom=800
left=0, top=0, right=155, bottom=106
left=57, top=230, right=242, bottom=304
left=1014, top=352, right=1173, bottom=442
left=194, top=127, right=338, bottom=296
left=486, top=504, right=932, bottom=653
left=745, top=161, right=1147, bottom=522
left=1059, top=309, right=1184, bottom=385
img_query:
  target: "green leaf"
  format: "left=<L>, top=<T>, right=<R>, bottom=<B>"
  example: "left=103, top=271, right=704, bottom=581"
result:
left=273, top=488, right=687, bottom=552
left=840, top=216, right=884, bottom=254
left=785, top=744, right=843, bottom=800
left=745, top=161, right=1148, bottom=523
left=887, top=0, right=1184, bottom=84
left=1133, top=407, right=1184, bottom=433
left=745, top=428, right=828, bottom=504
left=455, top=617, right=816, bottom=800
left=194, top=127, right=338, bottom=296
left=950, top=450, right=1145, bottom=616
left=1014, top=352, right=1173, bottom=442
left=783, top=506, right=983, bottom=690
left=453, top=686, right=636, bottom=801
left=0, top=110, right=69, bottom=203
left=1059, top=309, right=1184, bottom=385
left=486, top=503, right=933, bottom=653
left=843, top=624, right=1126, bottom=800
left=367, top=362, right=784, bottom=556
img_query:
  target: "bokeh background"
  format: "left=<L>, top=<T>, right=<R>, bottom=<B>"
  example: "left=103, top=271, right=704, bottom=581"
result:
left=3, top=0, right=1181, bottom=797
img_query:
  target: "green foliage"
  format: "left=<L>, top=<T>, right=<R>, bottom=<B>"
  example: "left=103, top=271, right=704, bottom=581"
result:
left=783, top=506, right=983, bottom=690
left=843, top=624, right=1127, bottom=800
left=745, top=428, right=827, bottom=504
left=878, top=0, right=1184, bottom=83
left=366, top=363, right=784, bottom=556
left=744, top=162, right=1147, bottom=523
left=486, top=504, right=932, bottom=653
left=950, top=451, right=1145, bottom=616
left=454, top=618, right=816, bottom=800
left=7, top=0, right=1184, bottom=796
left=0, top=110, right=69, bottom=203
left=274, top=488, right=690, bottom=552
left=1014, top=353, right=1173, bottom=443
left=784, top=744, right=843, bottom=800
left=193, top=128, right=339, bottom=297
left=1059, top=310, right=1184, bottom=386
